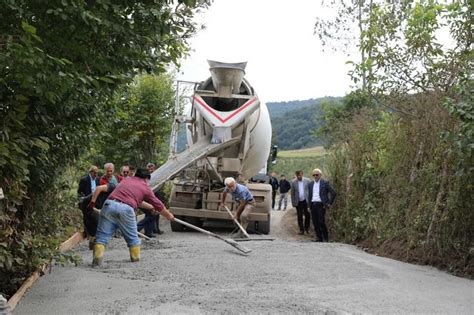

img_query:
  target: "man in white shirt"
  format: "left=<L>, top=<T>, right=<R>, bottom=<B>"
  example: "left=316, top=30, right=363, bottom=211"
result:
left=308, top=168, right=337, bottom=242
left=290, top=170, right=311, bottom=235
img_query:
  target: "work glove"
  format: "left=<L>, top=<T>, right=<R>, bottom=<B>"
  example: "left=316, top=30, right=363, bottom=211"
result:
left=87, top=201, right=96, bottom=211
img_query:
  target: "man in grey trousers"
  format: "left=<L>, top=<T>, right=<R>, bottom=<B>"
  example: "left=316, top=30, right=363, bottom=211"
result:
left=290, top=170, right=311, bottom=235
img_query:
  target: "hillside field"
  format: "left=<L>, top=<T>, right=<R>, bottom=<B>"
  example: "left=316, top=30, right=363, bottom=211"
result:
left=270, top=146, right=327, bottom=178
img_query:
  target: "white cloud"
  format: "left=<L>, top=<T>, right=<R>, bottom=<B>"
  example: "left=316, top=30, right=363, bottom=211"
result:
left=178, top=0, right=355, bottom=102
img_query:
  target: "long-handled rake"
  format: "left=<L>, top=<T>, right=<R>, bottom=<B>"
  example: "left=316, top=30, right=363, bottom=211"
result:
left=222, top=206, right=275, bottom=242
left=222, top=205, right=250, bottom=238
left=173, top=218, right=252, bottom=254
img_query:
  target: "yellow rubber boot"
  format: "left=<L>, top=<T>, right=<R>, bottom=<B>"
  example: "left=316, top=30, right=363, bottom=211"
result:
left=129, top=245, right=140, bottom=262
left=92, top=244, right=105, bottom=267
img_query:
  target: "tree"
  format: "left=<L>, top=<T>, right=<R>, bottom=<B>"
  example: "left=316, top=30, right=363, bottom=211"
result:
left=96, top=73, right=176, bottom=167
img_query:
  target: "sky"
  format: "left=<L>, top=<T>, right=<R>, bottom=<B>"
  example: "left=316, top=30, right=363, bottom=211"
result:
left=177, top=0, right=356, bottom=103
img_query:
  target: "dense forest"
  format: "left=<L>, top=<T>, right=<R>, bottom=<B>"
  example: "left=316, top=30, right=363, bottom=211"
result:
left=267, top=97, right=341, bottom=149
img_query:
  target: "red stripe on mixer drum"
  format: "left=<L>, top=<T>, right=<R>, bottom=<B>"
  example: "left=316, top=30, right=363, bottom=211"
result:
left=193, top=96, right=257, bottom=123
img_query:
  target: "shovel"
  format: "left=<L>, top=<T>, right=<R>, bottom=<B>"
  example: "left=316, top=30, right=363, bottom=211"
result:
left=173, top=218, right=252, bottom=254
left=222, top=205, right=250, bottom=238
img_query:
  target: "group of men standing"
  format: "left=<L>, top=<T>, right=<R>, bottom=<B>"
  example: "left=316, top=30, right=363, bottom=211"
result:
left=269, top=169, right=336, bottom=242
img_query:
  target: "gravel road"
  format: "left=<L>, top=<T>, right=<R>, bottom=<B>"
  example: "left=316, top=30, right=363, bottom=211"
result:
left=15, top=210, right=473, bottom=314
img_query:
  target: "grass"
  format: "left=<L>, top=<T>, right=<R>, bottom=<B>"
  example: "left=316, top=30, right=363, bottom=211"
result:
left=270, top=146, right=327, bottom=178
left=278, top=146, right=326, bottom=158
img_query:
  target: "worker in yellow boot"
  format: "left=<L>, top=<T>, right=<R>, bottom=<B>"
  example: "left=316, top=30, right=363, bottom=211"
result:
left=129, top=245, right=140, bottom=262
left=92, top=243, right=105, bottom=266
left=92, top=168, right=174, bottom=266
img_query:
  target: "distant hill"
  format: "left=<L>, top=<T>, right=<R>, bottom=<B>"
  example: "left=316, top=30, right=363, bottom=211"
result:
left=267, top=97, right=342, bottom=150
left=266, top=97, right=340, bottom=119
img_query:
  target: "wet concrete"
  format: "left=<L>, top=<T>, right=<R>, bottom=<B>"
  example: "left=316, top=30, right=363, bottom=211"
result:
left=15, top=210, right=474, bottom=314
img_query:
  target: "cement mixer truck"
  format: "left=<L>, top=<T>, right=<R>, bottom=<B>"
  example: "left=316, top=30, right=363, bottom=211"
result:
left=150, top=61, right=272, bottom=234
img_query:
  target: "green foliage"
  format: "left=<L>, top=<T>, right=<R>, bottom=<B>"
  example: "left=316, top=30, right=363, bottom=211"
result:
left=267, top=97, right=338, bottom=119
left=0, top=0, right=208, bottom=297
left=268, top=98, right=342, bottom=150
left=268, top=97, right=341, bottom=150
left=320, top=1, right=473, bottom=276
left=354, top=1, right=472, bottom=96
left=94, top=73, right=176, bottom=167
left=316, top=90, right=374, bottom=146
left=0, top=166, right=82, bottom=295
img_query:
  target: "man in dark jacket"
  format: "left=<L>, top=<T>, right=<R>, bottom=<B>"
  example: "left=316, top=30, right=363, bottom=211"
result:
left=269, top=172, right=279, bottom=210
left=307, top=168, right=336, bottom=242
left=277, top=174, right=291, bottom=210
left=77, top=166, right=100, bottom=198
left=79, top=183, right=116, bottom=248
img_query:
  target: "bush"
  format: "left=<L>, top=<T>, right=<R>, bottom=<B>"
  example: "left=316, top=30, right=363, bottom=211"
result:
left=324, top=93, right=473, bottom=276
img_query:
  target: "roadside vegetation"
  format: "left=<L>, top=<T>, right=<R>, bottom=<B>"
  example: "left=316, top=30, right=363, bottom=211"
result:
left=315, top=1, right=473, bottom=277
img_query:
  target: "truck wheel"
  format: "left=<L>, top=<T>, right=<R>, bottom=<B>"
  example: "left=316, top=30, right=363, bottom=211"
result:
left=246, top=221, right=256, bottom=234
left=184, top=216, right=203, bottom=229
left=171, top=216, right=185, bottom=232
left=257, top=215, right=270, bottom=235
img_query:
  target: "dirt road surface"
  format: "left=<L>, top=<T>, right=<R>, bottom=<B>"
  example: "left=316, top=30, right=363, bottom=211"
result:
left=15, top=210, right=473, bottom=314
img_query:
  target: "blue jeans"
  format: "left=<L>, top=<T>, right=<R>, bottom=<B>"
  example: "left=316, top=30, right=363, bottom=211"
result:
left=137, top=213, right=155, bottom=236
left=95, top=200, right=140, bottom=247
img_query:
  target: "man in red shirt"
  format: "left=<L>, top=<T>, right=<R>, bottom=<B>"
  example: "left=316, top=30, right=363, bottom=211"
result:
left=100, top=162, right=123, bottom=185
left=92, top=168, right=174, bottom=266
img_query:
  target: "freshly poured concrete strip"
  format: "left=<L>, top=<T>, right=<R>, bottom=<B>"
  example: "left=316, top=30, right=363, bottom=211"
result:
left=15, top=212, right=474, bottom=314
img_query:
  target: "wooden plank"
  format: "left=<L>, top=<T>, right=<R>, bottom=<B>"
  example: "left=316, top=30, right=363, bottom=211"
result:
left=58, top=232, right=86, bottom=252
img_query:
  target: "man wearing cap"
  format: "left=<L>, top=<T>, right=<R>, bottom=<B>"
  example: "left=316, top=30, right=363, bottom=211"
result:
left=92, top=168, right=174, bottom=266
left=308, top=168, right=336, bottom=242
left=219, top=177, right=255, bottom=237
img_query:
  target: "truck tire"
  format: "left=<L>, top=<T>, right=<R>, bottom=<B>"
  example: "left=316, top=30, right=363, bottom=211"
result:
left=257, top=215, right=270, bottom=235
left=246, top=216, right=270, bottom=235
left=171, top=216, right=185, bottom=232
left=184, top=216, right=203, bottom=228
